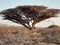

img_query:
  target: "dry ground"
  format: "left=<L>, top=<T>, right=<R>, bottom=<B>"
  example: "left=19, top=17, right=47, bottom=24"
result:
left=0, top=25, right=60, bottom=45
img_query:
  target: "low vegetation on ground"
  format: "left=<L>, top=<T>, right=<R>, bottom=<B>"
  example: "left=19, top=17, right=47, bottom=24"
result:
left=0, top=25, right=60, bottom=45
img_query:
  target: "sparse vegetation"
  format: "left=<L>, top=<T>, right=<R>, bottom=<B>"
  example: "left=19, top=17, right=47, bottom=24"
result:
left=48, top=25, right=60, bottom=28
left=0, top=25, right=60, bottom=45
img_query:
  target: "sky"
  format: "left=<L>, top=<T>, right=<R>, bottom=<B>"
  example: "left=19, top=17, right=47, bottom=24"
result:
left=0, top=0, right=60, bottom=11
left=0, top=0, right=60, bottom=27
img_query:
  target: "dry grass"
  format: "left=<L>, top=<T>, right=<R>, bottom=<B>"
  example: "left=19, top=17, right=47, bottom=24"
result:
left=0, top=25, right=60, bottom=45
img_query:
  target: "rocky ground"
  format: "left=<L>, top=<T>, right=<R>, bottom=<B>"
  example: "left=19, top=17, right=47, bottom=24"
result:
left=0, top=25, right=60, bottom=45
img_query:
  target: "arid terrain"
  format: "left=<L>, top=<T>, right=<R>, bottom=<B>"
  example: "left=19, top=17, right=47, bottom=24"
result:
left=0, top=25, right=60, bottom=45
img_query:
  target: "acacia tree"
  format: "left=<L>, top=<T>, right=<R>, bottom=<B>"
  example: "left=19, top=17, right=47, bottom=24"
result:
left=0, top=6, right=60, bottom=30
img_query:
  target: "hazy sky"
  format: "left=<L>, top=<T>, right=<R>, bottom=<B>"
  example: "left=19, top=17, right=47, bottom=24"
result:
left=0, top=0, right=60, bottom=11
